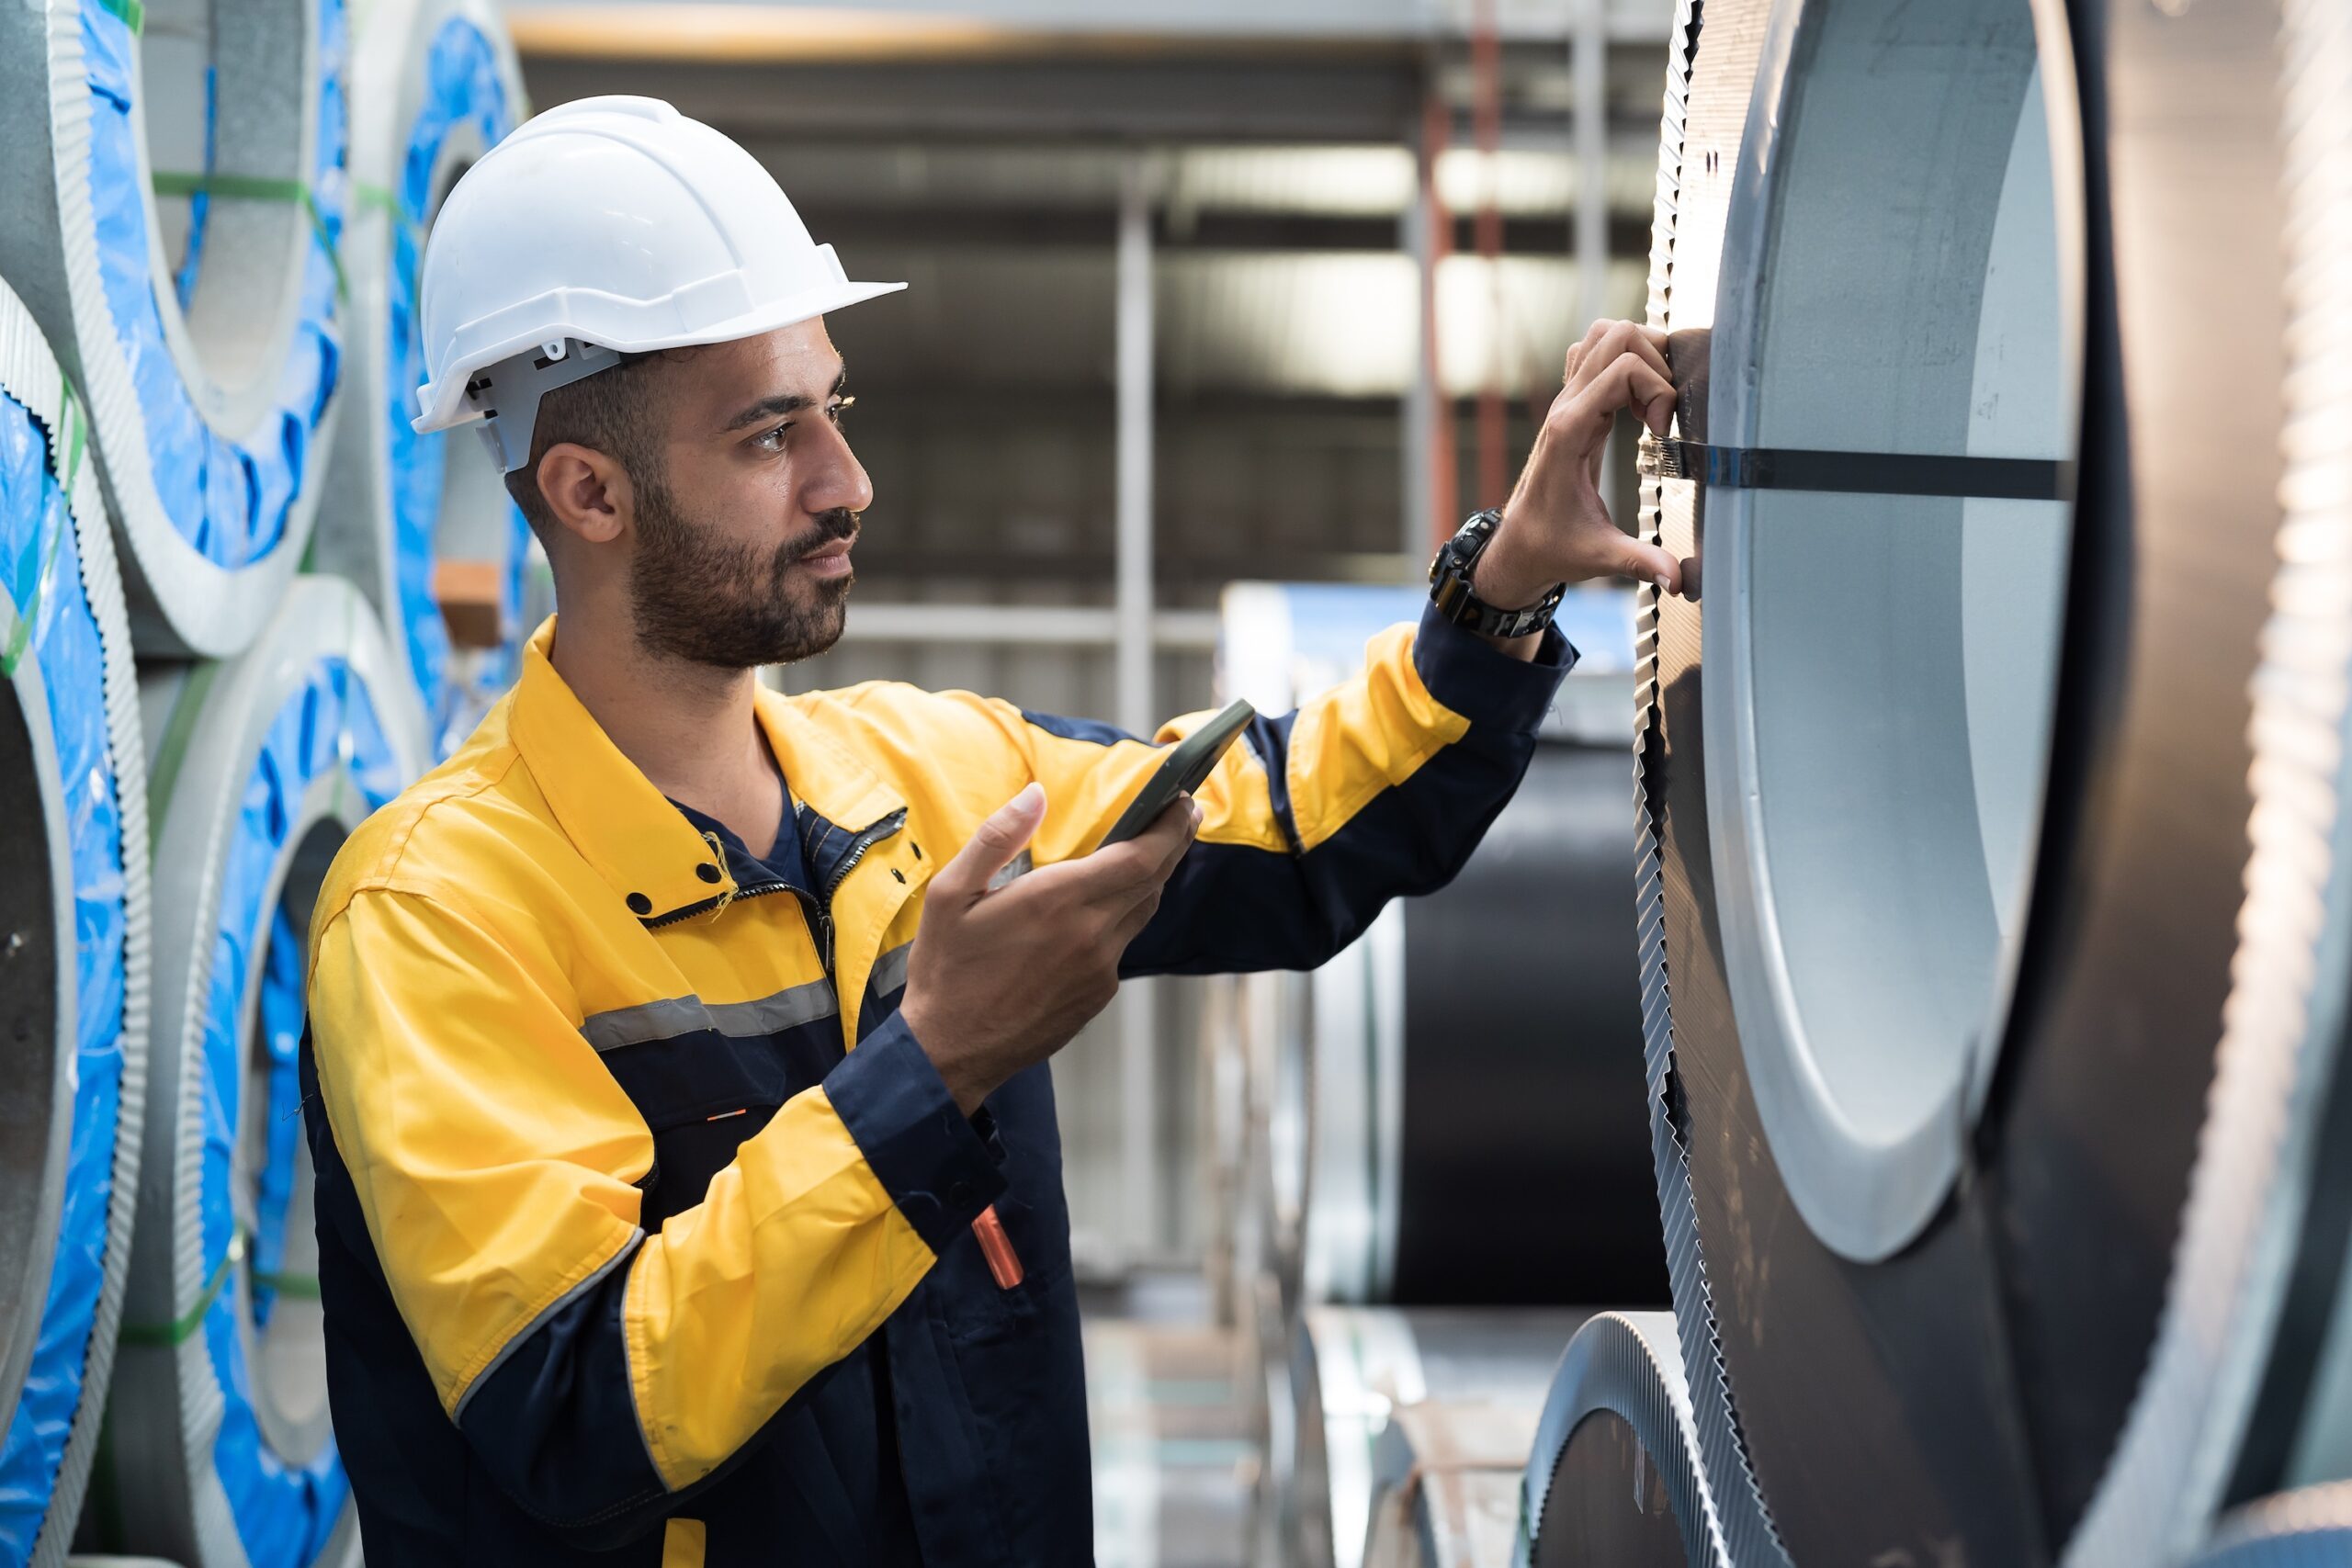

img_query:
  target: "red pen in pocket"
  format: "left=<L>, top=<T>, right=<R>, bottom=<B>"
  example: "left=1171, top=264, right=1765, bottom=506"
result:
left=971, top=1205, right=1023, bottom=1290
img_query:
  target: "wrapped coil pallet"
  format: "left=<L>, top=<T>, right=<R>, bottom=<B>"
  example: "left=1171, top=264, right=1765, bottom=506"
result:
left=0, top=279, right=151, bottom=1568
left=312, top=0, right=529, bottom=756
left=0, top=0, right=350, bottom=657
left=93, top=575, right=423, bottom=1568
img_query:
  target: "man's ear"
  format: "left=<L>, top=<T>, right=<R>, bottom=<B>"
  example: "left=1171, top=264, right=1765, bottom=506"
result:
left=535, top=443, right=632, bottom=546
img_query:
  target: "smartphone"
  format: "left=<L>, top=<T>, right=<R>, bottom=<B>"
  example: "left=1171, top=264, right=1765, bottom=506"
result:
left=1094, top=698, right=1257, bottom=850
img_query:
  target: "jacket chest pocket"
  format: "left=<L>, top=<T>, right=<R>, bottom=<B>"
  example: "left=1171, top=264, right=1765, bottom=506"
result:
left=597, top=1024, right=839, bottom=1226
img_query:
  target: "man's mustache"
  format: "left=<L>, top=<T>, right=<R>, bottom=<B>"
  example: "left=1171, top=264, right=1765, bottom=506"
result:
left=784, top=509, right=860, bottom=563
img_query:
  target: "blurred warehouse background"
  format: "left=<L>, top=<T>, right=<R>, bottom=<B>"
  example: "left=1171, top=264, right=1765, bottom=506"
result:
left=9, top=0, right=2351, bottom=1565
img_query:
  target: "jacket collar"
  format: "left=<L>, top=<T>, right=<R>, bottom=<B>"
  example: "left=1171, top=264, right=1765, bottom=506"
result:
left=509, top=619, right=903, bottom=923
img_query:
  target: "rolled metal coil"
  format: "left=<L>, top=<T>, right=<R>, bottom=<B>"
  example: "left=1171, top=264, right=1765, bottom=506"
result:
left=0, top=277, right=153, bottom=1568
left=97, top=576, right=423, bottom=1568
left=2062, top=0, right=2352, bottom=1555
left=0, top=0, right=351, bottom=657
left=1514, top=1313, right=1731, bottom=1568
left=1297, top=712, right=1668, bottom=1311
left=1632, top=0, right=2325, bottom=1562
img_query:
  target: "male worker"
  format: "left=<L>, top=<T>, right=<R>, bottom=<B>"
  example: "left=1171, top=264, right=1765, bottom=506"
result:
left=302, top=96, right=1682, bottom=1567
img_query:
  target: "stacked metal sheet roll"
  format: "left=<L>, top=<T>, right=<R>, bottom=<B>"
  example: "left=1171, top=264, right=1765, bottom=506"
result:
left=1625, top=0, right=2352, bottom=1562
left=96, top=575, right=423, bottom=1568
left=0, top=279, right=151, bottom=1568
left=1217, top=584, right=1666, bottom=1567
left=0, top=0, right=349, bottom=657
left=313, top=0, right=529, bottom=757
left=0, top=0, right=512, bottom=1552
left=1298, top=715, right=1667, bottom=1312
left=1512, top=1313, right=1730, bottom=1568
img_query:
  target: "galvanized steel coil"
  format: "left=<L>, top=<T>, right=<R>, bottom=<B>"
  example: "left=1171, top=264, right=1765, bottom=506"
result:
left=1513, top=1313, right=1730, bottom=1568
left=0, top=0, right=350, bottom=657
left=98, top=576, right=423, bottom=1568
left=1299, top=717, right=1668, bottom=1311
left=0, top=276, right=153, bottom=1568
left=1631, top=0, right=2326, bottom=1562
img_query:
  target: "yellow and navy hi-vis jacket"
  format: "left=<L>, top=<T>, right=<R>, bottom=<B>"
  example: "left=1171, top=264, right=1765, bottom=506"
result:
left=300, top=604, right=1572, bottom=1567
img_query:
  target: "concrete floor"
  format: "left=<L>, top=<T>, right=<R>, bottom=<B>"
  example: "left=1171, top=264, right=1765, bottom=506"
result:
left=1084, top=1276, right=1256, bottom=1568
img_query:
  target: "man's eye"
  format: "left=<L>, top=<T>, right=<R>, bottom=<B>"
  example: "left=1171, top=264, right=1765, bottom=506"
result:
left=755, top=422, right=791, bottom=451
left=828, top=395, right=855, bottom=424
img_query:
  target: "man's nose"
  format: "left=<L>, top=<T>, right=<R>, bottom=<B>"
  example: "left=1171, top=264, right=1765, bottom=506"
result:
left=803, top=417, right=874, bottom=518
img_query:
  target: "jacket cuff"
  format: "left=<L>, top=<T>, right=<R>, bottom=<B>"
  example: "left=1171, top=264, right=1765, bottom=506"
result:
left=1410, top=601, right=1578, bottom=732
left=825, top=1013, right=1009, bottom=1253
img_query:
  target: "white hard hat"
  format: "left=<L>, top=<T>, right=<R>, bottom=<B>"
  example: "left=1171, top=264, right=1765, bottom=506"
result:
left=412, top=95, right=904, bottom=471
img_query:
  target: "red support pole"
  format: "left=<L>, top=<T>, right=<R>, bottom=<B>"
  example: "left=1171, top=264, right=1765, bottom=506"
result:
left=1419, top=89, right=1458, bottom=549
left=1471, top=0, right=1510, bottom=512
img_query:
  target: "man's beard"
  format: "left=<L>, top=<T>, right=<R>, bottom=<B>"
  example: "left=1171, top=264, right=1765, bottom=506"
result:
left=628, top=474, right=857, bottom=670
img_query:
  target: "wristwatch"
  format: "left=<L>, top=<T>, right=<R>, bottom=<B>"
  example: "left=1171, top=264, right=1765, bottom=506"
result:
left=1428, top=509, right=1566, bottom=638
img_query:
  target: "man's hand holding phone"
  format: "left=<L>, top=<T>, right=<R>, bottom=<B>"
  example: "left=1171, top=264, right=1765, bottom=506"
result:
left=902, top=782, right=1199, bottom=1115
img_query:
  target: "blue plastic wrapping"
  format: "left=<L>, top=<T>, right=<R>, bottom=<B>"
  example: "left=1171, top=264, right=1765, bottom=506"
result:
left=0, top=395, right=130, bottom=1563
left=197, top=649, right=401, bottom=1567
left=246, top=905, right=306, bottom=1330
left=383, top=15, right=514, bottom=750
left=168, top=68, right=220, bottom=313
left=81, top=0, right=345, bottom=569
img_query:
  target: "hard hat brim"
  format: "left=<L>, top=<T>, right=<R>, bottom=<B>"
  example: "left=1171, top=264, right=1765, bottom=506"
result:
left=410, top=276, right=907, bottom=435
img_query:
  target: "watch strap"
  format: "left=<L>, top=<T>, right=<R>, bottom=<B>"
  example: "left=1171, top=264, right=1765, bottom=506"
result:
left=1428, top=510, right=1566, bottom=637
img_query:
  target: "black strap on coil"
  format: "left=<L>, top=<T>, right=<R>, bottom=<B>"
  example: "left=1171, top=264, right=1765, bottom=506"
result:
left=1641, top=436, right=2074, bottom=502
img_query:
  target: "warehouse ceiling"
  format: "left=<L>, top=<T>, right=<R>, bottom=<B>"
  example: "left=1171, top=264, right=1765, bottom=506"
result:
left=512, top=1, right=1669, bottom=578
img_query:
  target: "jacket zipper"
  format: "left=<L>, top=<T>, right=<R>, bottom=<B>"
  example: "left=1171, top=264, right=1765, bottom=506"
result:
left=640, top=881, right=798, bottom=931
left=646, top=811, right=908, bottom=965
left=814, top=809, right=908, bottom=973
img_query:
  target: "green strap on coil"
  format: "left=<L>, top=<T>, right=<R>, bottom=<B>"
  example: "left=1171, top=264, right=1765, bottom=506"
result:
left=351, top=179, right=413, bottom=231
left=118, top=1233, right=242, bottom=1348
left=1, top=380, right=91, bottom=677
left=117, top=1229, right=322, bottom=1347
left=251, top=1266, right=322, bottom=1301
left=353, top=179, right=429, bottom=288
left=152, top=171, right=349, bottom=302
left=144, top=658, right=220, bottom=832
left=94, top=0, right=143, bottom=34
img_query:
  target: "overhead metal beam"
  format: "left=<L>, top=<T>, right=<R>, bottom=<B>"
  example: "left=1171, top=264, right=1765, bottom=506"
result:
left=520, top=54, right=1427, bottom=144
left=501, top=0, right=1678, bottom=51
left=801, top=206, right=1657, bottom=259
